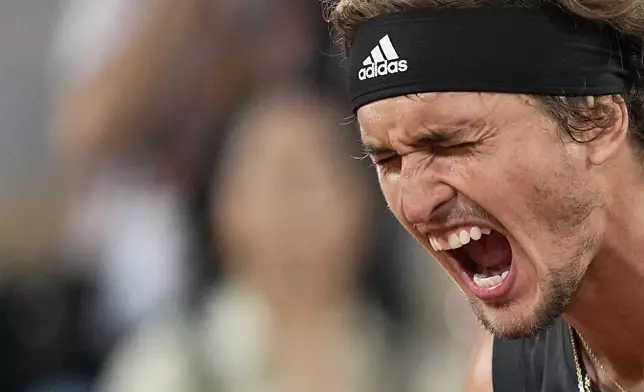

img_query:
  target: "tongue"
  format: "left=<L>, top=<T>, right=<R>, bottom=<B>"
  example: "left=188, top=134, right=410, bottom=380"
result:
left=463, top=231, right=512, bottom=268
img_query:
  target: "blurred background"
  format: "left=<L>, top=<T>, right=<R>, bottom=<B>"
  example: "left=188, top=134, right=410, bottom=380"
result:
left=0, top=0, right=479, bottom=391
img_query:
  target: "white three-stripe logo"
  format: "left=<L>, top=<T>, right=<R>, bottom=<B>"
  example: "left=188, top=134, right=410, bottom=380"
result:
left=358, top=35, right=408, bottom=81
left=363, top=35, right=399, bottom=66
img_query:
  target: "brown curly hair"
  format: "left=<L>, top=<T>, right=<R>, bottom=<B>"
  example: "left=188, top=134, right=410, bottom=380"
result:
left=324, top=0, right=644, bottom=151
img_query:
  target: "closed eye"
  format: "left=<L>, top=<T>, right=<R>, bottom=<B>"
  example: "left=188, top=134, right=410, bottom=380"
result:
left=372, top=154, right=400, bottom=166
left=434, top=141, right=478, bottom=156
left=370, top=154, right=402, bottom=175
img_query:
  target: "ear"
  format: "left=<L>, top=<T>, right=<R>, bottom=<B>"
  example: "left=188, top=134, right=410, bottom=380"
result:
left=582, top=95, right=630, bottom=166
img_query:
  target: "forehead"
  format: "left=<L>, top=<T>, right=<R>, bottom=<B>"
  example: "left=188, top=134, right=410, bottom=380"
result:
left=223, top=104, right=360, bottom=186
left=357, top=92, right=526, bottom=140
left=231, top=116, right=328, bottom=174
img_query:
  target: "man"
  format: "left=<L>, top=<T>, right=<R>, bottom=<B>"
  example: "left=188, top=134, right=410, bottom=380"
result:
left=327, top=0, right=644, bottom=391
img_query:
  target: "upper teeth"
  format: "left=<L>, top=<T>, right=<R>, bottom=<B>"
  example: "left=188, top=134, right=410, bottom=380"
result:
left=429, top=226, right=492, bottom=252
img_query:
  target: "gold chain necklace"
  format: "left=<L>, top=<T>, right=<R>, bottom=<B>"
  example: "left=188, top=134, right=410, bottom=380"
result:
left=577, top=332, right=628, bottom=392
left=570, top=325, right=592, bottom=392
left=569, top=325, right=629, bottom=392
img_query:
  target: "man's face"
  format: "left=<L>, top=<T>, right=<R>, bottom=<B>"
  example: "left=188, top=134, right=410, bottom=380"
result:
left=358, top=92, right=602, bottom=338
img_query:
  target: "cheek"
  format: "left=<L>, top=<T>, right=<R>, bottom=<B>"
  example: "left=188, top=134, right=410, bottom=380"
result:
left=502, top=153, right=591, bottom=231
left=473, top=147, right=597, bottom=267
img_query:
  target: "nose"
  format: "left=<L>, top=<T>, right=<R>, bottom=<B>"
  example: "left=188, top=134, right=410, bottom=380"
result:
left=400, top=169, right=456, bottom=228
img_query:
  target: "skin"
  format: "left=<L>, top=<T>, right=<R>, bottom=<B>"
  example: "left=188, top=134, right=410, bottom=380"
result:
left=215, top=94, right=371, bottom=312
left=357, top=92, right=644, bottom=391
left=213, top=96, right=373, bottom=392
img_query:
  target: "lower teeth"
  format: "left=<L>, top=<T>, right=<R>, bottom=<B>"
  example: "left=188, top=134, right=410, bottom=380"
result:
left=473, top=270, right=509, bottom=288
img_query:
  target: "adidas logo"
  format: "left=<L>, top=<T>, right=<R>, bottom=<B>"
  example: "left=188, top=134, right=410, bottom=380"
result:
left=358, top=35, right=408, bottom=81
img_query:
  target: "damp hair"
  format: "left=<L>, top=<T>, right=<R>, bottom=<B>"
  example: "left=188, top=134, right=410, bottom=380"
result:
left=324, top=0, right=644, bottom=154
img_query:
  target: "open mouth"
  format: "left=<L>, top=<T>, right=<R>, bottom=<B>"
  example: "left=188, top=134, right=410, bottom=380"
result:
left=429, top=226, right=516, bottom=301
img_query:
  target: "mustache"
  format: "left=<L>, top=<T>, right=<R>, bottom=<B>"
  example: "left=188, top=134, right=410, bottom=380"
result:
left=428, top=202, right=497, bottom=227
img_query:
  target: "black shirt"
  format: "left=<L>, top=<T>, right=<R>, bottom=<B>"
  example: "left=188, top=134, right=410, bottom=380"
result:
left=492, top=317, right=600, bottom=392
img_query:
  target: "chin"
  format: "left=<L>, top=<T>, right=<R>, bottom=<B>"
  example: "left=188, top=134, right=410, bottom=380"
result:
left=468, top=281, right=576, bottom=340
left=471, top=303, right=553, bottom=340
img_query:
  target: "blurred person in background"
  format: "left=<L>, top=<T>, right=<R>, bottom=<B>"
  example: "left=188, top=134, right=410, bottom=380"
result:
left=49, top=0, right=335, bottom=356
left=49, top=0, right=220, bottom=363
left=99, top=88, right=412, bottom=392
left=44, top=0, right=423, bottom=390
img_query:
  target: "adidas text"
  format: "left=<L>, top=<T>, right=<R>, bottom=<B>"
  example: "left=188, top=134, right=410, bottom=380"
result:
left=358, top=60, right=408, bottom=81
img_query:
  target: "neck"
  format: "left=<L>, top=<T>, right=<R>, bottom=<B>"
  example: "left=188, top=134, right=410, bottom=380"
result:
left=564, top=183, right=644, bottom=389
left=270, top=288, right=354, bottom=332
left=269, top=291, right=354, bottom=383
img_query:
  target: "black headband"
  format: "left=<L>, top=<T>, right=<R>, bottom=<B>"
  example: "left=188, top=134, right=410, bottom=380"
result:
left=348, top=7, right=635, bottom=113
